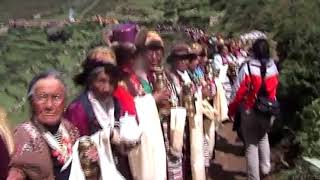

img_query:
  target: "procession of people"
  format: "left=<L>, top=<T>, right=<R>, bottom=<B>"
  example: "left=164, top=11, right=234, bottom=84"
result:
left=0, top=23, right=279, bottom=180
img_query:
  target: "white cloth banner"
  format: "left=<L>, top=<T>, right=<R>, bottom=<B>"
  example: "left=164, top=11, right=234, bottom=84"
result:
left=128, top=94, right=167, bottom=180
left=170, top=107, right=187, bottom=156
left=68, top=130, right=125, bottom=180
left=190, top=90, right=206, bottom=180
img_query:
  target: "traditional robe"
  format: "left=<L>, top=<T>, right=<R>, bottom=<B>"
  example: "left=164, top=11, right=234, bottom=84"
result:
left=213, top=54, right=237, bottom=103
left=0, top=136, right=10, bottom=180
left=113, top=65, right=167, bottom=180
left=9, top=120, right=79, bottom=180
left=65, top=92, right=132, bottom=179
left=169, top=69, right=206, bottom=180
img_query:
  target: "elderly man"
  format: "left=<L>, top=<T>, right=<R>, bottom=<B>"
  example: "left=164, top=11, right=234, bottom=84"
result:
left=7, top=70, right=80, bottom=180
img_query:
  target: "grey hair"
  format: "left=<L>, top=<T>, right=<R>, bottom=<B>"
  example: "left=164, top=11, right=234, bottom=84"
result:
left=27, top=70, right=67, bottom=99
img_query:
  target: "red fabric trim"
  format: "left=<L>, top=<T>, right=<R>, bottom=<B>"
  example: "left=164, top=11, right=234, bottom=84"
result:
left=113, top=85, right=137, bottom=116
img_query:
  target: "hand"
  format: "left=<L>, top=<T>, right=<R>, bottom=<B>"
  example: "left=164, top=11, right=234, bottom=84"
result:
left=85, top=146, right=99, bottom=162
left=111, top=128, right=121, bottom=145
left=153, top=89, right=171, bottom=103
left=118, top=139, right=141, bottom=155
left=202, top=86, right=211, bottom=99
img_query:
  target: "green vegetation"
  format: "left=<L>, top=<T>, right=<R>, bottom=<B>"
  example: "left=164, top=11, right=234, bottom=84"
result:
left=0, top=23, right=105, bottom=124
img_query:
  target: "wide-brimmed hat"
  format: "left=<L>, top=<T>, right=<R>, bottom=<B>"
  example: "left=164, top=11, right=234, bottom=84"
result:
left=167, top=43, right=197, bottom=63
left=135, top=28, right=164, bottom=51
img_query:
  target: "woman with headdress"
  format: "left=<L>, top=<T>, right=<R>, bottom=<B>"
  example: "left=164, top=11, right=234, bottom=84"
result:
left=189, top=42, right=219, bottom=174
left=64, top=46, right=132, bottom=179
left=167, top=43, right=206, bottom=180
left=7, top=70, right=80, bottom=180
left=213, top=43, right=237, bottom=103
left=135, top=29, right=187, bottom=180
left=0, top=107, right=14, bottom=180
left=109, top=24, right=167, bottom=180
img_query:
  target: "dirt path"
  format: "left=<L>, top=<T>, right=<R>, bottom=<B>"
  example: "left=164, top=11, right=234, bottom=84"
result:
left=208, top=122, right=247, bottom=180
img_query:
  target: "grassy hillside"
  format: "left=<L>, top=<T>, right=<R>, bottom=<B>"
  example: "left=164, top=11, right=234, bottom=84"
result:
left=0, top=0, right=161, bottom=22
left=0, top=22, right=105, bottom=124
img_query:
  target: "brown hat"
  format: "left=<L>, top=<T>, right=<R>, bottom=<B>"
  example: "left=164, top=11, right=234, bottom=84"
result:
left=167, top=43, right=197, bottom=64
left=86, top=46, right=116, bottom=65
left=168, top=43, right=197, bottom=60
left=135, top=28, right=164, bottom=51
left=190, top=43, right=203, bottom=55
left=191, top=42, right=207, bottom=57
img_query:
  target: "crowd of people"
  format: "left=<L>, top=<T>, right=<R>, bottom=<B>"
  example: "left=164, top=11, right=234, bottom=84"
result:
left=0, top=23, right=279, bottom=180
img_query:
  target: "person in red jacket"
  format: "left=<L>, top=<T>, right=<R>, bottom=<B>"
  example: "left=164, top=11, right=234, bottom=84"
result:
left=228, top=39, right=279, bottom=180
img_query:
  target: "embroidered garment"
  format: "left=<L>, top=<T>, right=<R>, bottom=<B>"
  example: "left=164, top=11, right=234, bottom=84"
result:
left=10, top=120, right=79, bottom=180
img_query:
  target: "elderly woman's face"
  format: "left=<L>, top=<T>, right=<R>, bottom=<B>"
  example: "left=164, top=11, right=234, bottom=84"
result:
left=143, top=48, right=163, bottom=70
left=188, top=57, right=199, bottom=71
left=174, top=57, right=189, bottom=72
left=31, top=77, right=65, bottom=126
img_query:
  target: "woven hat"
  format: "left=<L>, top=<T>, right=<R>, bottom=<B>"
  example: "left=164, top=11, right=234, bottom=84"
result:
left=167, top=43, right=197, bottom=63
left=86, top=46, right=116, bottom=65
left=135, top=28, right=164, bottom=51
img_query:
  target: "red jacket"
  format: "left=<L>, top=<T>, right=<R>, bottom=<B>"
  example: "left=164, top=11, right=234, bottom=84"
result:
left=228, top=59, right=279, bottom=117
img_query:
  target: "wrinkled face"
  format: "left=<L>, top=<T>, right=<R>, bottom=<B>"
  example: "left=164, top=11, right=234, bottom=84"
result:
left=174, top=57, right=189, bottom=72
left=222, top=45, right=229, bottom=56
left=189, top=57, right=200, bottom=71
left=90, top=71, right=114, bottom=101
left=229, top=41, right=237, bottom=53
left=31, top=77, right=65, bottom=126
left=143, top=48, right=163, bottom=71
left=199, top=52, right=208, bottom=66
left=236, top=40, right=242, bottom=49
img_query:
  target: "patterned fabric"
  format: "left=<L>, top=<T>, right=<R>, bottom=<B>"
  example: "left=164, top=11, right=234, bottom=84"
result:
left=161, top=118, right=183, bottom=180
left=10, top=120, right=79, bottom=180
left=203, top=136, right=210, bottom=168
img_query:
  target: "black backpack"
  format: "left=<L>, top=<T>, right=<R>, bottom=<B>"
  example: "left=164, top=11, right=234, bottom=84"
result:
left=247, top=61, right=280, bottom=117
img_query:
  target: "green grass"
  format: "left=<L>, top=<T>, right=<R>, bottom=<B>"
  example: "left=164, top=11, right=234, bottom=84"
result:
left=0, top=22, right=104, bottom=125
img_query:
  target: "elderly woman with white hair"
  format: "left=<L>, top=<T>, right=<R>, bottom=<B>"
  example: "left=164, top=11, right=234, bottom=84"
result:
left=7, top=70, right=80, bottom=180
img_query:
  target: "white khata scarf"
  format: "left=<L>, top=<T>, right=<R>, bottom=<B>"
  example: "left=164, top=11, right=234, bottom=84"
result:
left=88, top=91, right=115, bottom=131
left=177, top=70, right=192, bottom=85
left=34, top=121, right=73, bottom=170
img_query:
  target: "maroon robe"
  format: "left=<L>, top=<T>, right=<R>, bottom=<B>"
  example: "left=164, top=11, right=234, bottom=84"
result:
left=0, top=136, right=10, bottom=180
